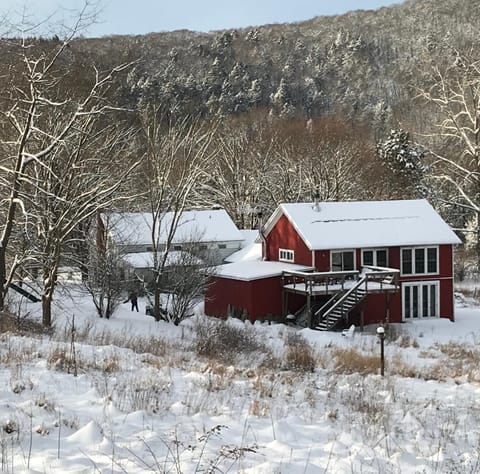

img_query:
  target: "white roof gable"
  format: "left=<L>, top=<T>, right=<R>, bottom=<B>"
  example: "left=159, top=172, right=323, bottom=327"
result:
left=106, top=209, right=243, bottom=246
left=266, top=199, right=461, bottom=250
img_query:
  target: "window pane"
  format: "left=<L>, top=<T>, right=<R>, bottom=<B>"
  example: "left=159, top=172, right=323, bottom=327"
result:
left=363, top=250, right=374, bottom=266
left=430, top=284, right=437, bottom=316
left=415, top=248, right=425, bottom=274
left=331, top=252, right=342, bottom=271
left=412, top=286, right=418, bottom=318
left=376, top=250, right=387, bottom=267
left=427, top=248, right=437, bottom=273
left=402, top=249, right=412, bottom=274
left=404, top=286, right=411, bottom=318
left=343, top=251, right=354, bottom=271
left=422, top=285, right=429, bottom=317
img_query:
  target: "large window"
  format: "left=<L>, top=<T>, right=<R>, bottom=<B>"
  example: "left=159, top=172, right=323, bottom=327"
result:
left=331, top=250, right=355, bottom=272
left=401, top=247, right=438, bottom=275
left=362, top=248, right=388, bottom=268
left=279, top=248, right=294, bottom=262
left=403, top=281, right=439, bottom=319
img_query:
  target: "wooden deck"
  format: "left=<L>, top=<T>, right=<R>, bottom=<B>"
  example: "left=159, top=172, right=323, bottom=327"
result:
left=281, top=266, right=400, bottom=328
left=282, top=267, right=399, bottom=296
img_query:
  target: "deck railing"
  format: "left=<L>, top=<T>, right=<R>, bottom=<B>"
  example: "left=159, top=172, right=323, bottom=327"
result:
left=282, top=269, right=359, bottom=294
left=282, top=266, right=399, bottom=295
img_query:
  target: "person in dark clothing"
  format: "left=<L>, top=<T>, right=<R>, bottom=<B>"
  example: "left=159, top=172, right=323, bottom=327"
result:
left=125, top=291, right=139, bottom=312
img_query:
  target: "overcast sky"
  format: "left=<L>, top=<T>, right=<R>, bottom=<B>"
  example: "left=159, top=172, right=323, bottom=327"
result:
left=2, top=0, right=405, bottom=37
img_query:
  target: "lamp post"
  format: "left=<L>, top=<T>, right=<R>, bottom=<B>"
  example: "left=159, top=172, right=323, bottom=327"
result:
left=376, top=326, right=385, bottom=376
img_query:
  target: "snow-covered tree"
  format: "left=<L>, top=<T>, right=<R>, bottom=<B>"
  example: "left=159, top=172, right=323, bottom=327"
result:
left=137, top=106, right=215, bottom=322
left=377, top=129, right=428, bottom=198
left=0, top=6, right=135, bottom=319
left=416, top=48, right=480, bottom=267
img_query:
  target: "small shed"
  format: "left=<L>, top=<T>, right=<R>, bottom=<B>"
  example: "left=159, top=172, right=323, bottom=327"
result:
left=205, top=260, right=313, bottom=322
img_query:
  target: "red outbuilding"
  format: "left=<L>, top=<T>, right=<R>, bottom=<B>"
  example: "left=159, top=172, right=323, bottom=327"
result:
left=205, top=199, right=461, bottom=330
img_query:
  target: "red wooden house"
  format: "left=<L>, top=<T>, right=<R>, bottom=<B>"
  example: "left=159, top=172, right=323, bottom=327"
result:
left=205, top=199, right=461, bottom=330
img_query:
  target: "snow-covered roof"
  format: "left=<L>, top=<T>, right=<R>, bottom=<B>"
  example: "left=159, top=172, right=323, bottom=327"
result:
left=224, top=242, right=262, bottom=263
left=122, top=251, right=202, bottom=269
left=239, top=229, right=260, bottom=245
left=264, top=199, right=461, bottom=250
left=215, top=260, right=313, bottom=281
left=106, top=209, right=243, bottom=246
left=224, top=230, right=262, bottom=263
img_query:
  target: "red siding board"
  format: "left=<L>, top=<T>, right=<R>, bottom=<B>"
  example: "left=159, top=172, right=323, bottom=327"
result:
left=440, top=278, right=454, bottom=320
left=266, top=214, right=312, bottom=266
left=250, top=277, right=284, bottom=320
left=314, top=250, right=330, bottom=272
left=205, top=275, right=284, bottom=322
left=439, top=244, right=453, bottom=276
left=205, top=277, right=251, bottom=319
left=360, top=292, right=402, bottom=325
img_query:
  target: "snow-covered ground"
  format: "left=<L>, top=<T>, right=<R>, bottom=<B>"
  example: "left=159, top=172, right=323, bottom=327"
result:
left=1, top=287, right=480, bottom=473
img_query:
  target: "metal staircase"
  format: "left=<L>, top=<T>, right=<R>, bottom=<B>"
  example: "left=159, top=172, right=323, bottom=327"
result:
left=314, top=277, right=367, bottom=331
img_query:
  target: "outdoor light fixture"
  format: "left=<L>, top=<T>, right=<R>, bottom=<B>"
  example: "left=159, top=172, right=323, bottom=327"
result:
left=376, top=326, right=385, bottom=376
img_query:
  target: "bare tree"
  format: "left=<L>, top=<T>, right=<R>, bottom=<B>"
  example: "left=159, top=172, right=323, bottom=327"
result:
left=199, top=112, right=278, bottom=228
left=416, top=48, right=480, bottom=265
left=83, top=214, right=127, bottom=319
left=0, top=6, right=137, bottom=321
left=200, top=114, right=377, bottom=228
left=26, top=120, right=137, bottom=326
left=156, top=243, right=214, bottom=325
left=137, top=106, right=215, bottom=322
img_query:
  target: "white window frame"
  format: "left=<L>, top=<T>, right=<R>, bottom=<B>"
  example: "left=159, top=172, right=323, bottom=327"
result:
left=279, top=248, right=294, bottom=262
left=400, top=246, right=439, bottom=276
left=361, top=248, right=388, bottom=267
left=330, top=249, right=356, bottom=272
left=402, top=281, right=439, bottom=320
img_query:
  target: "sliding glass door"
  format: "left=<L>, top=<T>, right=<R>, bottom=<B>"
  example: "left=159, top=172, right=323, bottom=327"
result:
left=403, top=281, right=439, bottom=320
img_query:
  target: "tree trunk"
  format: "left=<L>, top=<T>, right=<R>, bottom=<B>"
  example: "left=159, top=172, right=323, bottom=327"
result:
left=42, top=268, right=57, bottom=327
left=154, top=276, right=161, bottom=322
left=0, top=246, right=6, bottom=311
left=42, top=294, right=53, bottom=327
left=476, top=211, right=480, bottom=273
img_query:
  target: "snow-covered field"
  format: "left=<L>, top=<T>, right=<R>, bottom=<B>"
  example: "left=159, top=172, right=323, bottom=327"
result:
left=1, top=287, right=480, bottom=473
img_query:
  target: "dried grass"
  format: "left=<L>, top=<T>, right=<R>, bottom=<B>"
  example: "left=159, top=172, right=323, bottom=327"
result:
left=332, top=347, right=381, bottom=375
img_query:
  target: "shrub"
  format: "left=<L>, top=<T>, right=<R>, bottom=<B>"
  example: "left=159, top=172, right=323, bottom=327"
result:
left=194, top=318, right=270, bottom=364
left=283, top=334, right=316, bottom=372
left=0, top=311, right=48, bottom=335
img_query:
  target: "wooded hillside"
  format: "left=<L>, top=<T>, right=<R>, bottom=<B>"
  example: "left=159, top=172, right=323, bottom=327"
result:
left=1, top=0, right=480, bottom=325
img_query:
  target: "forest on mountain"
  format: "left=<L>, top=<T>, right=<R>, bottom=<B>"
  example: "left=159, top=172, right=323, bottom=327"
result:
left=1, top=0, right=480, bottom=323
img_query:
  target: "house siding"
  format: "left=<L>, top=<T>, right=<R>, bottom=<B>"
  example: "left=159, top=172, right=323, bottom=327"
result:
left=214, top=241, right=244, bottom=263
left=266, top=214, right=312, bottom=265
left=313, top=250, right=330, bottom=272
left=205, top=276, right=284, bottom=321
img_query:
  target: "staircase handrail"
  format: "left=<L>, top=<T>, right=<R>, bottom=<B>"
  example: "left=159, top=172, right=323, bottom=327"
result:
left=362, top=266, right=400, bottom=288
left=313, top=289, right=346, bottom=318
left=320, top=276, right=368, bottom=322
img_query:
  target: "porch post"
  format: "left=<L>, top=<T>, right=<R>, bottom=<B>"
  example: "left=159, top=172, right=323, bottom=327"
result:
left=360, top=307, right=364, bottom=332
left=306, top=290, right=312, bottom=328
left=385, top=293, right=390, bottom=324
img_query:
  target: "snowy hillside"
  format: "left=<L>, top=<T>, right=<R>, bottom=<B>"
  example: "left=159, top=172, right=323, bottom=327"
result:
left=1, top=287, right=480, bottom=473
